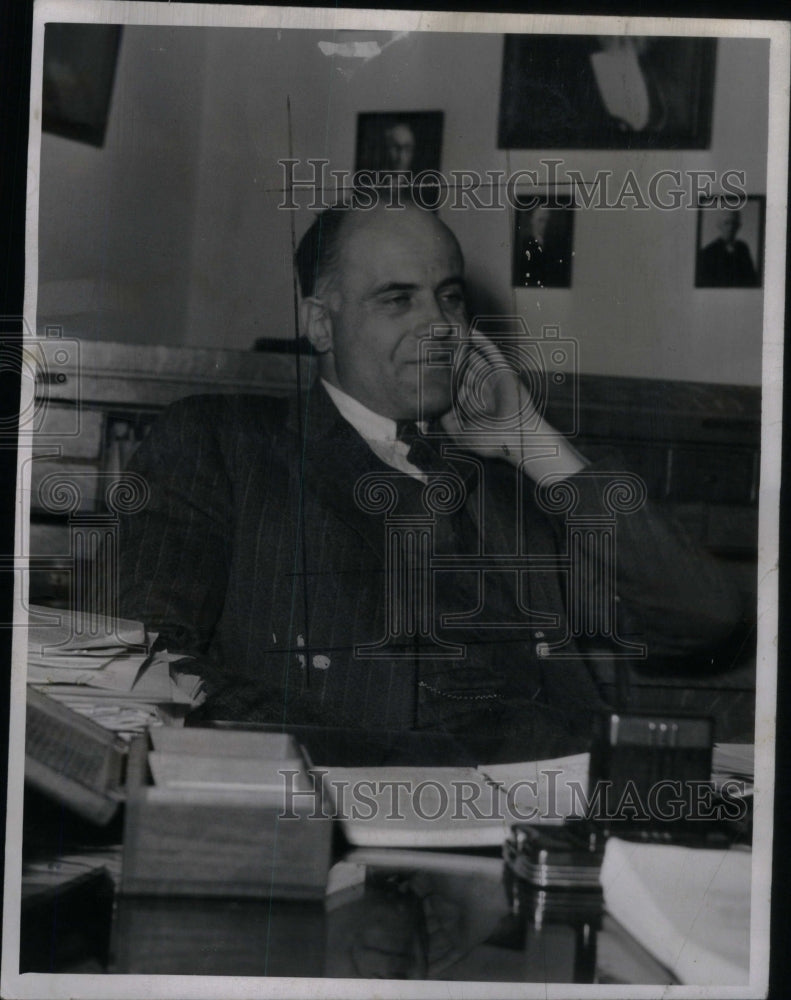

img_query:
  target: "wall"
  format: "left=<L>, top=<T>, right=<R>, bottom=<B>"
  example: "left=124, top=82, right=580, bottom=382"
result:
left=36, top=27, right=770, bottom=384
left=37, top=27, right=208, bottom=346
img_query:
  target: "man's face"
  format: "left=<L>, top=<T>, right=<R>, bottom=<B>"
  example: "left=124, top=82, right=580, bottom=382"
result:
left=384, top=124, right=416, bottom=172
left=529, top=207, right=551, bottom=241
left=717, top=211, right=741, bottom=243
left=322, top=208, right=466, bottom=420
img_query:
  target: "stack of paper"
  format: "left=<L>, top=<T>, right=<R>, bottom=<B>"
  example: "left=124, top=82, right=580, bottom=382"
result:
left=712, top=743, right=754, bottom=795
left=26, top=605, right=204, bottom=738
left=600, top=836, right=751, bottom=985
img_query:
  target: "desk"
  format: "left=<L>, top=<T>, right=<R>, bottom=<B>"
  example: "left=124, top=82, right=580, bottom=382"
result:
left=21, top=840, right=674, bottom=984
left=19, top=728, right=752, bottom=985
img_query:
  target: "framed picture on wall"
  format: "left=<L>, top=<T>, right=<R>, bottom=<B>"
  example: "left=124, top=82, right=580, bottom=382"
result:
left=355, top=111, right=444, bottom=180
left=695, top=196, right=765, bottom=288
left=512, top=197, right=576, bottom=288
left=42, top=23, right=122, bottom=147
left=498, top=35, right=716, bottom=149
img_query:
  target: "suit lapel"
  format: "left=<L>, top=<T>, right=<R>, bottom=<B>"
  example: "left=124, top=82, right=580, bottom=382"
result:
left=286, top=383, right=393, bottom=561
left=287, top=387, right=516, bottom=564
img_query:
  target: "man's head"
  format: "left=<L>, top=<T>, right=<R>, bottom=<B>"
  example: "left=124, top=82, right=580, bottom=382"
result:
left=717, top=210, right=741, bottom=245
left=297, top=201, right=466, bottom=420
left=528, top=207, right=551, bottom=242
left=383, top=123, right=416, bottom=172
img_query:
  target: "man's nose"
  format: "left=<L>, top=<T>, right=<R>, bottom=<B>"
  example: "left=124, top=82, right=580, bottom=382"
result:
left=417, top=297, right=456, bottom=339
left=428, top=320, right=455, bottom=340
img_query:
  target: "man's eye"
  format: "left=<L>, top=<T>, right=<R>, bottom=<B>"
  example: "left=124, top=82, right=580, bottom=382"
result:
left=383, top=294, right=411, bottom=308
left=441, top=291, right=465, bottom=308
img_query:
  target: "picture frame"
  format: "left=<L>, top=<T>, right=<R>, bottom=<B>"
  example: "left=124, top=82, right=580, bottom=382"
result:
left=498, top=34, right=717, bottom=150
left=512, top=196, right=576, bottom=288
left=695, top=196, right=766, bottom=288
left=42, top=22, right=122, bottom=147
left=355, top=111, right=444, bottom=179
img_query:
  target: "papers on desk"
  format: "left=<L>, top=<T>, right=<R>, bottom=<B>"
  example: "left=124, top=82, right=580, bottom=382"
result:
left=27, top=605, right=147, bottom=655
left=712, top=742, right=755, bottom=795
left=600, top=836, right=751, bottom=985
left=26, top=604, right=205, bottom=739
left=328, top=746, right=755, bottom=850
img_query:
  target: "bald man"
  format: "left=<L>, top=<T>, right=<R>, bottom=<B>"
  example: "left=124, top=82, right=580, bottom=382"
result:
left=118, top=200, right=740, bottom=763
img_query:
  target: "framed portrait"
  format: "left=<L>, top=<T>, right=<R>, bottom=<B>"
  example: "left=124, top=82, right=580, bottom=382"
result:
left=512, top=197, right=576, bottom=288
left=42, top=23, right=122, bottom=147
left=498, top=35, right=716, bottom=150
left=695, top=196, right=766, bottom=288
left=355, top=111, right=444, bottom=179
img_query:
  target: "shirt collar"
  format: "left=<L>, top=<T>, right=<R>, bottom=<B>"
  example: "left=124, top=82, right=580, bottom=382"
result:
left=321, top=378, right=426, bottom=442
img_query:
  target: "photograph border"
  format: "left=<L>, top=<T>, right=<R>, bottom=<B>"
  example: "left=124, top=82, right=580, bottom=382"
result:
left=2, top=5, right=788, bottom=1000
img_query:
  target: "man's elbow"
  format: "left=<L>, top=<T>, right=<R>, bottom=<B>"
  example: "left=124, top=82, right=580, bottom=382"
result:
left=625, top=578, right=746, bottom=659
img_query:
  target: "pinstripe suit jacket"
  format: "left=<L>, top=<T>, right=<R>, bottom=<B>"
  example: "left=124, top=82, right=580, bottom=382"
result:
left=118, top=385, right=741, bottom=753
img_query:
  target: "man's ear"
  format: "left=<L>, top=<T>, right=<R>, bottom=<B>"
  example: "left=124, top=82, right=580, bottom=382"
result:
left=301, top=297, right=334, bottom=355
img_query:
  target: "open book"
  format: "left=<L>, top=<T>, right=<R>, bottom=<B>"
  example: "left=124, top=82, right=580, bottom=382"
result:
left=324, top=753, right=591, bottom=848
left=324, top=740, right=753, bottom=848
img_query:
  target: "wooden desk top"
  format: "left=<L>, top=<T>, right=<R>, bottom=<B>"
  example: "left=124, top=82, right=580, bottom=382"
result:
left=20, top=841, right=674, bottom=984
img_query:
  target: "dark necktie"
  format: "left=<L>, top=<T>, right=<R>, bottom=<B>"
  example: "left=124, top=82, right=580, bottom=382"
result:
left=396, top=424, right=559, bottom=752
left=395, top=420, right=505, bottom=723
left=395, top=420, right=451, bottom=475
left=394, top=419, right=477, bottom=549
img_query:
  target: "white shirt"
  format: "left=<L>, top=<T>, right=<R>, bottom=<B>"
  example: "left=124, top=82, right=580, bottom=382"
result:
left=321, top=379, right=428, bottom=480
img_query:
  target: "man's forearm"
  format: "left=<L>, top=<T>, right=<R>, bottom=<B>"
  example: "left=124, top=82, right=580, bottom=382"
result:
left=521, top=447, right=743, bottom=656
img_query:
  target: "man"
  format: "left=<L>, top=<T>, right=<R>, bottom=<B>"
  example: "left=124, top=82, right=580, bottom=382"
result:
left=118, top=199, right=740, bottom=763
left=382, top=122, right=416, bottom=174
left=697, top=209, right=759, bottom=287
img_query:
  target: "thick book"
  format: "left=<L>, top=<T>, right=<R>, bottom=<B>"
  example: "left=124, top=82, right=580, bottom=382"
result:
left=25, top=687, right=128, bottom=824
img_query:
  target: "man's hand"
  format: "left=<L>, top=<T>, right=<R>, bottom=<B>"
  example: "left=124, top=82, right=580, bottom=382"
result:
left=439, top=333, right=587, bottom=482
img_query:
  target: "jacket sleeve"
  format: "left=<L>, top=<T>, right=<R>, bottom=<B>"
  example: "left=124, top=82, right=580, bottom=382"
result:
left=535, top=453, right=744, bottom=658
left=116, top=396, right=233, bottom=664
